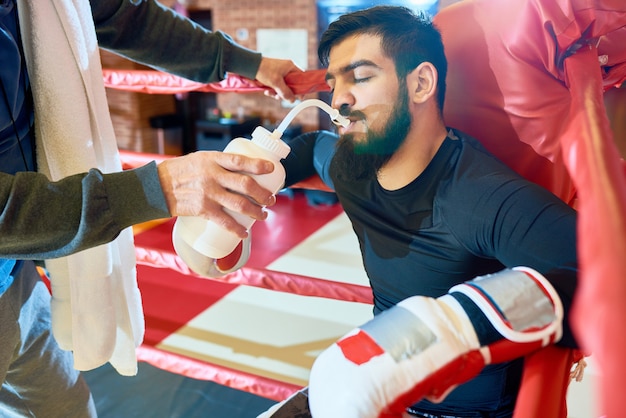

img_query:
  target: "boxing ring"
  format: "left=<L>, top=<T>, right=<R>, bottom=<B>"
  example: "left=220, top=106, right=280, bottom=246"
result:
left=95, top=1, right=626, bottom=416
left=82, top=189, right=371, bottom=416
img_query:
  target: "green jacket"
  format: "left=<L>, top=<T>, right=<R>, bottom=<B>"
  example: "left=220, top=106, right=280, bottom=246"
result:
left=0, top=0, right=262, bottom=262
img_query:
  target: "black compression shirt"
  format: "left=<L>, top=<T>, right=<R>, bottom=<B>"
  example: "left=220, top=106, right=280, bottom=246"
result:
left=334, top=131, right=576, bottom=309
left=283, top=128, right=578, bottom=415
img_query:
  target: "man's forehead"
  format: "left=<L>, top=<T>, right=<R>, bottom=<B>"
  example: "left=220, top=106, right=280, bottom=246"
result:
left=326, top=34, right=387, bottom=76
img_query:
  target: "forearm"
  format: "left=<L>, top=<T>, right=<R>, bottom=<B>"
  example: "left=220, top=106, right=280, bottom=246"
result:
left=0, top=162, right=169, bottom=259
left=91, top=0, right=262, bottom=82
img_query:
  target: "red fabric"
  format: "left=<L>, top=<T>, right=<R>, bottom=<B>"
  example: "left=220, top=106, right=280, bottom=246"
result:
left=103, top=68, right=330, bottom=96
left=136, top=345, right=301, bottom=401
left=435, top=0, right=626, bottom=206
left=434, top=1, right=626, bottom=416
left=514, top=346, right=582, bottom=418
left=562, top=46, right=626, bottom=418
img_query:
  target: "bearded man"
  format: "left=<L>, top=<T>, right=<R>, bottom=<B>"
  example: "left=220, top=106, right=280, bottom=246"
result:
left=273, top=5, right=578, bottom=418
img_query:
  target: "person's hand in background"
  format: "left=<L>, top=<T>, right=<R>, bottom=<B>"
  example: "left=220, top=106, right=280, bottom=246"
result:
left=256, top=57, right=304, bottom=102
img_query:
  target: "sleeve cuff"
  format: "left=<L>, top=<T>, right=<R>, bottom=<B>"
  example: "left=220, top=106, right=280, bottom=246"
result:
left=104, top=161, right=171, bottom=229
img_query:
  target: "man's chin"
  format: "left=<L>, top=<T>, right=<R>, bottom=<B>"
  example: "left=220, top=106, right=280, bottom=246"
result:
left=331, top=143, right=386, bottom=182
left=339, top=133, right=374, bottom=155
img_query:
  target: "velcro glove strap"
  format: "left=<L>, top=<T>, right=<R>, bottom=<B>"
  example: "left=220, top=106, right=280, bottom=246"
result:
left=449, top=267, right=563, bottom=366
left=449, top=267, right=563, bottom=347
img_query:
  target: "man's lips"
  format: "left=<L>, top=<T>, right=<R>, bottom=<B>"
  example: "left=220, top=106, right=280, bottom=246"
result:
left=341, top=118, right=367, bottom=134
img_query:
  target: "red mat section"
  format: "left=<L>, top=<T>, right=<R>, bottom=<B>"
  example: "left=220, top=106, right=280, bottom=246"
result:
left=138, top=264, right=238, bottom=346
left=131, top=192, right=350, bottom=402
left=133, top=192, right=344, bottom=270
left=247, top=192, right=344, bottom=267
left=135, top=192, right=347, bottom=347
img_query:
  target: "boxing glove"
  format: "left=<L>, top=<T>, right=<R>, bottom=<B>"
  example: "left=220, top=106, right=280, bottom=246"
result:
left=307, top=267, right=563, bottom=418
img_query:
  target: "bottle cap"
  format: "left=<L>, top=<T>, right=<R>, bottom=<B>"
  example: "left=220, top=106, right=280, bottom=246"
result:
left=251, top=126, right=291, bottom=159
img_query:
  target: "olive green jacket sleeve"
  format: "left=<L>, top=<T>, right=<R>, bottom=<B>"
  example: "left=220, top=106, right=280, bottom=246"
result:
left=91, top=0, right=263, bottom=81
left=0, top=163, right=169, bottom=259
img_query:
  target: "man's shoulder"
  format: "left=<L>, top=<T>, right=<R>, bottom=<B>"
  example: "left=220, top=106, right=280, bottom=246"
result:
left=439, top=128, right=539, bottom=210
left=446, top=128, right=520, bottom=178
left=448, top=128, right=497, bottom=158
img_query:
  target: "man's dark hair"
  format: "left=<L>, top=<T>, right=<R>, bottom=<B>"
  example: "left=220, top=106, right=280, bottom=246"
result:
left=318, top=5, right=447, bottom=112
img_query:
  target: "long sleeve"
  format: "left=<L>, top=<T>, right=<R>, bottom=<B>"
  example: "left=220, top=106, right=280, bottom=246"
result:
left=91, top=0, right=262, bottom=82
left=0, top=162, right=169, bottom=260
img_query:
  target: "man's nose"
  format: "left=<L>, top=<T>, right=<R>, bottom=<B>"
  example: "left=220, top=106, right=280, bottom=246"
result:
left=331, top=84, right=355, bottom=110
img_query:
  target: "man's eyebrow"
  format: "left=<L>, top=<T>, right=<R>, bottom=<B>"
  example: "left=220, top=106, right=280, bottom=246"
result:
left=325, top=59, right=380, bottom=81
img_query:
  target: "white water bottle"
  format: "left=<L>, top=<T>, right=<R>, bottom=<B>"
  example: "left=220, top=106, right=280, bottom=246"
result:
left=172, top=99, right=349, bottom=277
left=172, top=126, right=290, bottom=266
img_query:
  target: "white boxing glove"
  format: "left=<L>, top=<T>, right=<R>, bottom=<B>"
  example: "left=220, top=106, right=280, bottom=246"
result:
left=307, top=267, right=564, bottom=418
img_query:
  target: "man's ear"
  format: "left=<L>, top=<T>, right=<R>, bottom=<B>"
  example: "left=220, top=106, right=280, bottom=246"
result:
left=407, top=62, right=438, bottom=104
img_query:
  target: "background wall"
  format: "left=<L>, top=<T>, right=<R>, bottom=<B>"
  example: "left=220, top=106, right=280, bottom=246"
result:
left=102, top=0, right=321, bottom=154
left=188, top=0, right=320, bottom=128
left=101, top=49, right=177, bottom=153
left=101, top=1, right=472, bottom=154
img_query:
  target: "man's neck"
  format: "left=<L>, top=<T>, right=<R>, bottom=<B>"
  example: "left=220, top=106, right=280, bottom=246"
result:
left=377, top=122, right=448, bottom=191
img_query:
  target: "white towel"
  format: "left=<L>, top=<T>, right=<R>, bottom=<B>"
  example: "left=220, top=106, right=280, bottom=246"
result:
left=17, top=0, right=143, bottom=376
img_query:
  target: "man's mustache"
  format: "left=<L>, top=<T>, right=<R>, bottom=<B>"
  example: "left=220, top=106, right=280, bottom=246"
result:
left=338, top=105, right=366, bottom=121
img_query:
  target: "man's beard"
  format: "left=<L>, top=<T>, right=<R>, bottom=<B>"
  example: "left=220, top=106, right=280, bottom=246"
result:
left=330, top=86, right=412, bottom=183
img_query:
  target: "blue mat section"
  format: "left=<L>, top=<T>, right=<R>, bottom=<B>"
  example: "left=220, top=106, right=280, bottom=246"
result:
left=83, top=361, right=276, bottom=418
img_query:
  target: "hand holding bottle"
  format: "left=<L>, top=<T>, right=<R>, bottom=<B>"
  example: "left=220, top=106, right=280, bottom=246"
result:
left=157, top=151, right=277, bottom=239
